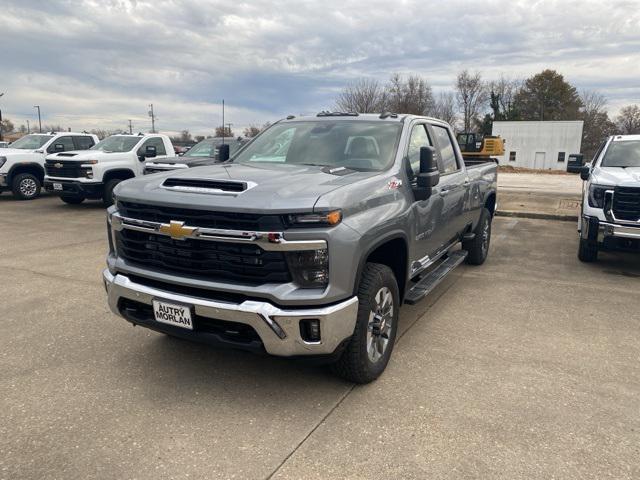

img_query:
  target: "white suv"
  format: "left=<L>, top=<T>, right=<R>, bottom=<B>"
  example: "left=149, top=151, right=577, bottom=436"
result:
left=578, top=134, right=640, bottom=261
left=0, top=132, right=98, bottom=200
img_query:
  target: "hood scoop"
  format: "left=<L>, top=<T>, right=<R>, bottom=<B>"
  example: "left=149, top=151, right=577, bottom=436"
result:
left=161, top=177, right=256, bottom=195
left=57, top=153, right=79, bottom=157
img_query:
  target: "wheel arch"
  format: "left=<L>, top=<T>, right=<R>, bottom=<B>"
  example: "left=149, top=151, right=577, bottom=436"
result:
left=484, top=191, right=497, bottom=217
left=8, top=163, right=45, bottom=184
left=103, top=169, right=135, bottom=183
left=354, top=232, right=409, bottom=301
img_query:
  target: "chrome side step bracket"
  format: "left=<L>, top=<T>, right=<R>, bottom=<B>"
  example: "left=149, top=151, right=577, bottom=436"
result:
left=404, top=250, right=468, bottom=305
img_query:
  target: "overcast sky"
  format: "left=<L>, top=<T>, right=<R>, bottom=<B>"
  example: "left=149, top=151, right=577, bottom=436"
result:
left=1, top=0, right=639, bottom=135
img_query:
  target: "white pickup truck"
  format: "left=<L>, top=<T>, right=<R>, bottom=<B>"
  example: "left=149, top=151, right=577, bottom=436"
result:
left=578, top=134, right=640, bottom=261
left=44, top=133, right=175, bottom=206
left=0, top=132, right=98, bottom=200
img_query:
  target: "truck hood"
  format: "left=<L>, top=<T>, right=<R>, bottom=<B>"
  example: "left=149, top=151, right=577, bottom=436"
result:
left=0, top=148, right=40, bottom=157
left=592, top=166, right=640, bottom=187
left=46, top=150, right=129, bottom=161
left=116, top=162, right=377, bottom=213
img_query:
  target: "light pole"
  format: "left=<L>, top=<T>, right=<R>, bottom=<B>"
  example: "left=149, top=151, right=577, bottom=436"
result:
left=0, top=92, right=4, bottom=142
left=148, top=104, right=155, bottom=133
left=226, top=123, right=233, bottom=138
left=128, top=119, right=133, bottom=134
left=33, top=105, right=42, bottom=133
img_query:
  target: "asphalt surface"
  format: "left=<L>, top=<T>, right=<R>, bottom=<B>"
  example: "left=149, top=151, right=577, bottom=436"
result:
left=1, top=194, right=639, bottom=480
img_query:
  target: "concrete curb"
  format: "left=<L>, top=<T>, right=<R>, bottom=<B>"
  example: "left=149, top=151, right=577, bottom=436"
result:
left=496, top=210, right=578, bottom=222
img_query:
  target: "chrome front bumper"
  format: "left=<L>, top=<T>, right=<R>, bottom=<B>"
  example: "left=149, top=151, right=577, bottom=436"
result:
left=600, top=222, right=640, bottom=240
left=103, top=270, right=359, bottom=356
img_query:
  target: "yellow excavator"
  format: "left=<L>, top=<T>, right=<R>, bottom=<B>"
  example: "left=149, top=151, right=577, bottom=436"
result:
left=456, top=132, right=504, bottom=164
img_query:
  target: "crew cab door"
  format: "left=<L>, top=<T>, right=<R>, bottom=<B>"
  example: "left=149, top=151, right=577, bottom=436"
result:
left=136, top=137, right=169, bottom=175
left=427, top=123, right=469, bottom=245
left=405, top=122, right=443, bottom=269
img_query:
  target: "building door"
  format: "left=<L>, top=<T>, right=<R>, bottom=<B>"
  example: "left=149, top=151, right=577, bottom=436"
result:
left=534, top=151, right=546, bottom=169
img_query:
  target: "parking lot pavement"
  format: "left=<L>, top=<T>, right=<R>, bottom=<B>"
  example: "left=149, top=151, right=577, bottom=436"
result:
left=1, top=195, right=639, bottom=480
left=498, top=173, right=583, bottom=221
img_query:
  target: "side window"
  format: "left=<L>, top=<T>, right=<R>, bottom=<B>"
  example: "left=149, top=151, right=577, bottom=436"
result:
left=47, top=136, right=75, bottom=153
left=407, top=124, right=432, bottom=175
left=137, top=137, right=166, bottom=156
left=74, top=136, right=95, bottom=150
left=431, top=125, right=459, bottom=174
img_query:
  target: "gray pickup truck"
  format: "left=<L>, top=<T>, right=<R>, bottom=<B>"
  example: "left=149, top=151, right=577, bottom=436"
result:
left=103, top=113, right=498, bottom=383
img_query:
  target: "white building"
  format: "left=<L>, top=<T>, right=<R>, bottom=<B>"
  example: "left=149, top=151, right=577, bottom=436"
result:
left=492, top=121, right=583, bottom=171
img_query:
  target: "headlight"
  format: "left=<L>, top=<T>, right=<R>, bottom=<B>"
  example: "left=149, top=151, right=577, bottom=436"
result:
left=0, top=156, right=7, bottom=169
left=588, top=184, right=609, bottom=208
left=285, top=248, right=329, bottom=288
left=288, top=210, right=342, bottom=227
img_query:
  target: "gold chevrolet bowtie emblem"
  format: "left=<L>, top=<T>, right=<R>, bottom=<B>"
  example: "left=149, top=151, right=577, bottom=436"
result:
left=158, top=220, right=197, bottom=240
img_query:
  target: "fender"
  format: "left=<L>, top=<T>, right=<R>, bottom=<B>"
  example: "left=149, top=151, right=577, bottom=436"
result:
left=7, top=162, right=45, bottom=183
left=353, top=230, right=410, bottom=298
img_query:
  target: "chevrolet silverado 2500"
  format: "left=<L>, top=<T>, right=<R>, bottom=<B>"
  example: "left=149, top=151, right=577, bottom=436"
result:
left=0, top=132, right=98, bottom=200
left=578, top=134, right=640, bottom=261
left=103, top=113, right=498, bottom=383
left=44, top=133, right=175, bottom=206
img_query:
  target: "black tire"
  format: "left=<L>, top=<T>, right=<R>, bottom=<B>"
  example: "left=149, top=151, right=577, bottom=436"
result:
left=331, top=263, right=400, bottom=384
left=103, top=178, right=122, bottom=207
left=11, top=173, right=41, bottom=200
left=463, top=207, right=492, bottom=265
left=578, top=238, right=598, bottom=262
left=60, top=195, right=85, bottom=205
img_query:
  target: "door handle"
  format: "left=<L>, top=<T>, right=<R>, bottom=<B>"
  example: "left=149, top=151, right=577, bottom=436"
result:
left=439, top=189, right=450, bottom=197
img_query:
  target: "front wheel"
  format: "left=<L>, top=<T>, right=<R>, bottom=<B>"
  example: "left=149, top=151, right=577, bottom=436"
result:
left=60, top=195, right=85, bottom=205
left=463, top=207, right=492, bottom=265
left=103, top=178, right=122, bottom=207
left=331, top=263, right=399, bottom=384
left=11, top=173, right=41, bottom=200
left=578, top=238, right=598, bottom=262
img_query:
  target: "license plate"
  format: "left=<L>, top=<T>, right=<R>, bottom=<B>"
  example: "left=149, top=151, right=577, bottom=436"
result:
left=53, top=183, right=63, bottom=191
left=152, top=300, right=193, bottom=330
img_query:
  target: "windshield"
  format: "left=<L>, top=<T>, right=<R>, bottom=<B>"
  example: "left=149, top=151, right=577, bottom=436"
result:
left=9, top=134, right=53, bottom=149
left=91, top=136, right=140, bottom=153
left=184, top=138, right=244, bottom=158
left=601, top=140, right=640, bottom=168
left=233, top=121, right=402, bottom=171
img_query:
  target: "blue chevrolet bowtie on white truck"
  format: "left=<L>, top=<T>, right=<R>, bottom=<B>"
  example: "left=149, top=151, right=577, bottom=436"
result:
left=578, top=134, right=640, bottom=261
left=0, top=132, right=98, bottom=200
left=44, top=133, right=175, bottom=206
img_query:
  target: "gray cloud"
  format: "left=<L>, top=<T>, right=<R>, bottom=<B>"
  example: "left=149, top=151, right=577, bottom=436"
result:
left=1, top=0, right=639, bottom=133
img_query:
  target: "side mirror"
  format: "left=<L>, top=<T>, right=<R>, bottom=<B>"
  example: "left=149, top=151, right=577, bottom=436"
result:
left=218, top=143, right=230, bottom=162
left=144, top=145, right=157, bottom=158
left=579, top=165, right=591, bottom=181
left=416, top=146, right=440, bottom=197
left=54, top=143, right=65, bottom=152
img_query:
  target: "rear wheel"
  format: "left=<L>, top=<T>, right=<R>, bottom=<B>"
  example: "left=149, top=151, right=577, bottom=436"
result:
left=60, top=195, right=85, bottom=205
left=11, top=173, right=41, bottom=200
left=578, top=238, right=598, bottom=262
left=331, top=263, right=399, bottom=384
left=463, top=207, right=492, bottom=265
left=103, top=178, right=122, bottom=207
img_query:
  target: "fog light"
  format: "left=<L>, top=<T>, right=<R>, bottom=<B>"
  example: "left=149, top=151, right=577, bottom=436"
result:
left=300, top=319, right=321, bottom=343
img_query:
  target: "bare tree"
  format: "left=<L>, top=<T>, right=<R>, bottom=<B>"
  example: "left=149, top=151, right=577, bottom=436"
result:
left=579, top=90, right=616, bottom=160
left=215, top=126, right=234, bottom=138
left=488, top=76, right=520, bottom=120
left=433, top=92, right=457, bottom=126
left=243, top=122, right=270, bottom=138
left=615, top=104, right=640, bottom=134
left=455, top=70, right=488, bottom=132
left=385, top=73, right=435, bottom=115
left=335, top=78, right=386, bottom=113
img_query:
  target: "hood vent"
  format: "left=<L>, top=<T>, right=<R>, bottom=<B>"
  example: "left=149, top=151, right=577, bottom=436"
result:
left=57, top=153, right=79, bottom=157
left=161, top=177, right=255, bottom=195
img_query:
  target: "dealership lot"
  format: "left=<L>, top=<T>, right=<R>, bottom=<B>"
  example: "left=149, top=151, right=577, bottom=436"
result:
left=1, top=195, right=639, bottom=479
